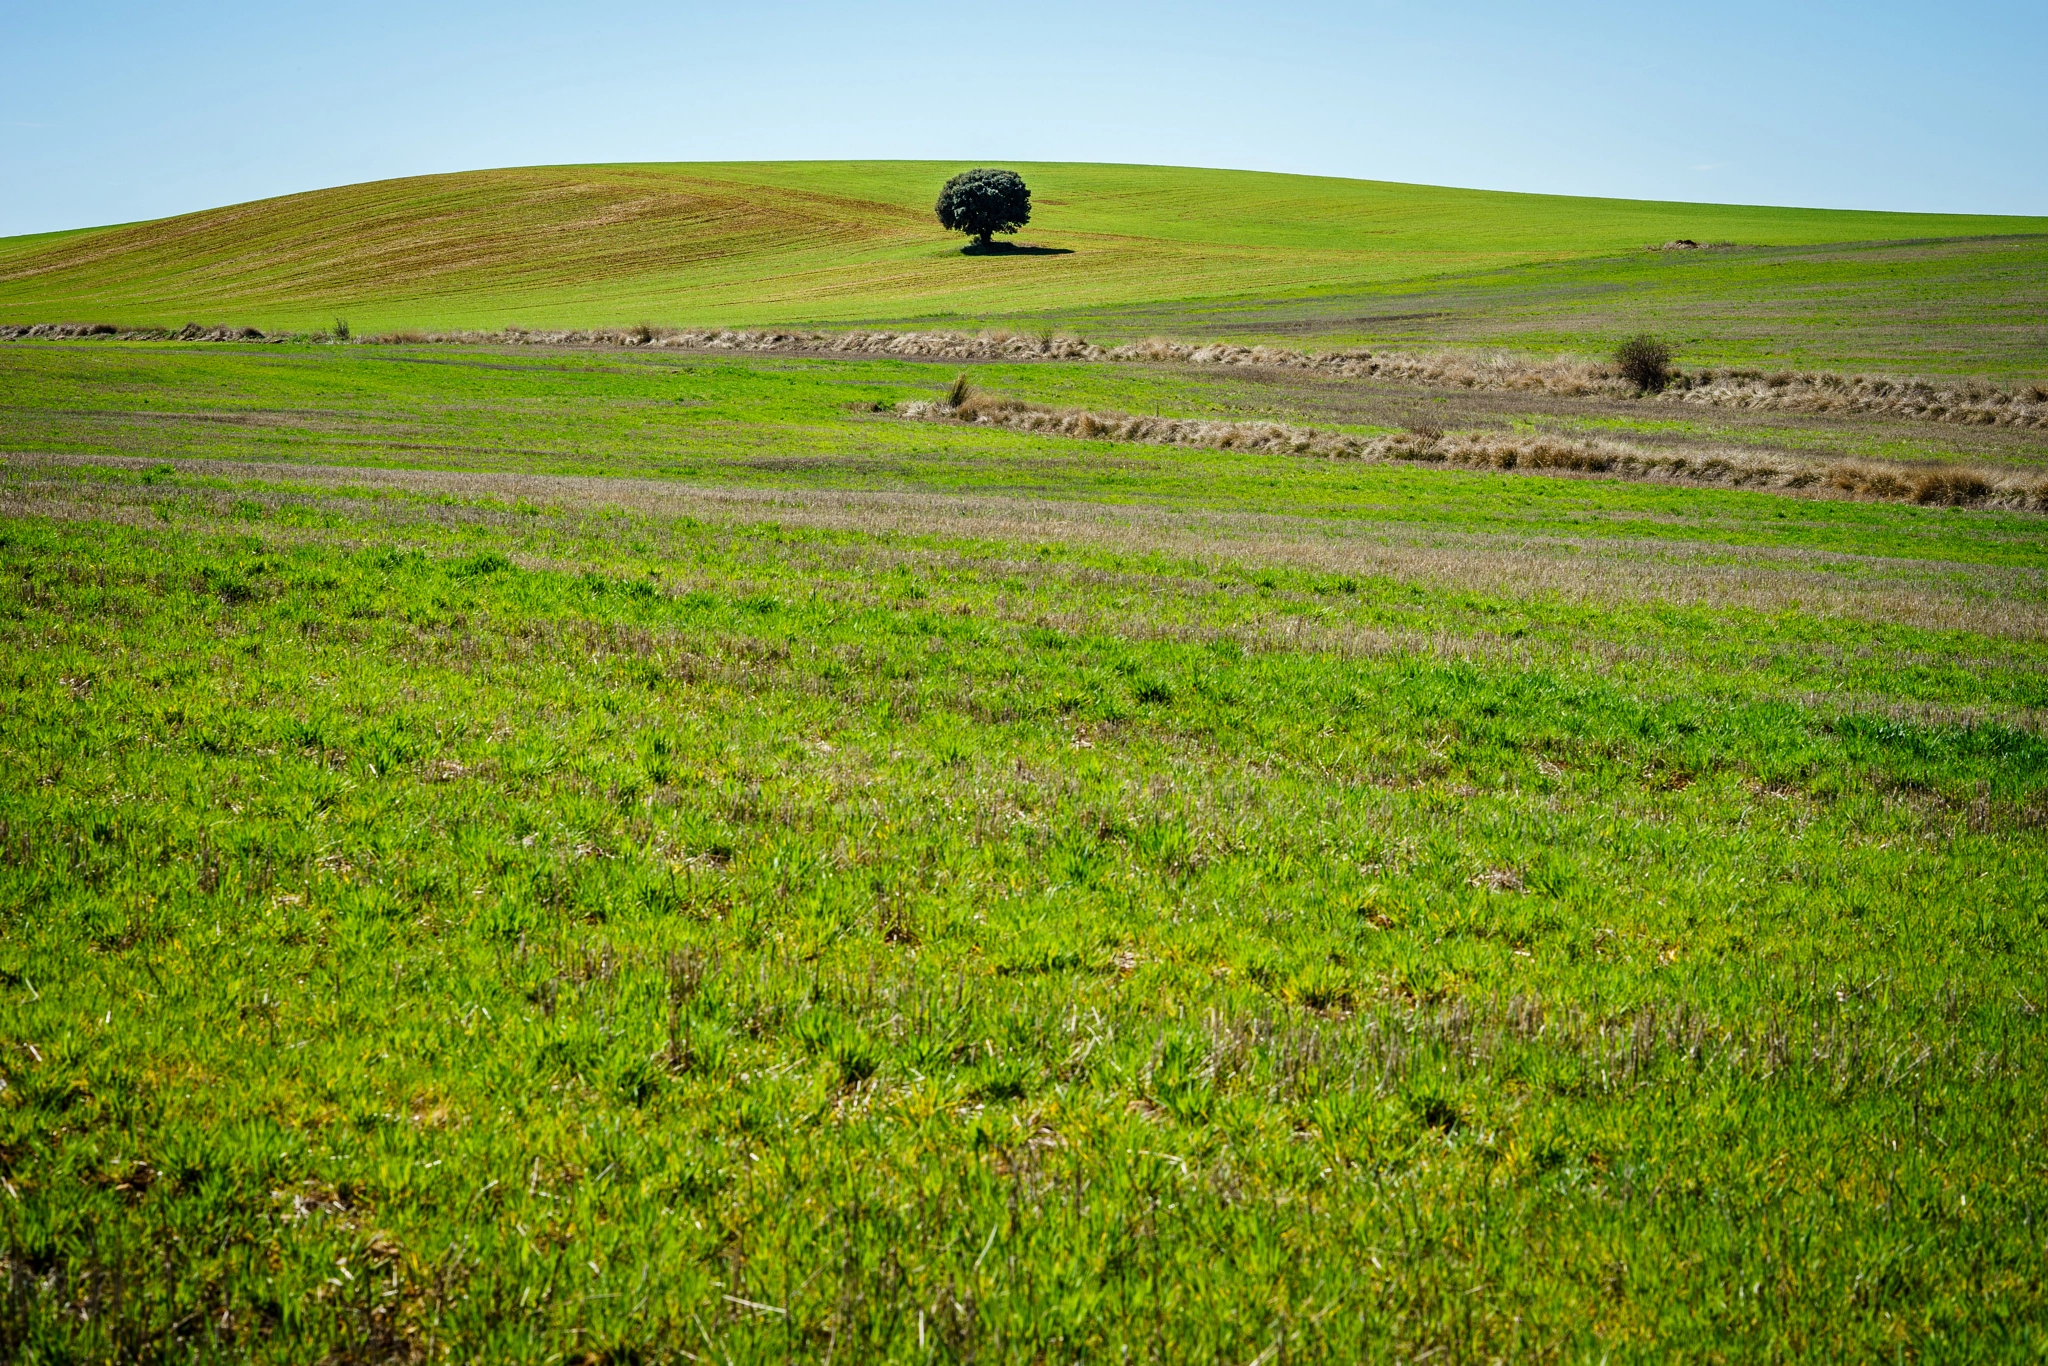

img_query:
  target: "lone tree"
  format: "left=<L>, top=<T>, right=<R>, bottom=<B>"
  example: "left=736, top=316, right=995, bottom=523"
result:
left=935, top=168, right=1031, bottom=249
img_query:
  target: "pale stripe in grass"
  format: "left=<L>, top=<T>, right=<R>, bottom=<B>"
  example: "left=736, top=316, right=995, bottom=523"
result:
left=7, top=452, right=2045, bottom=643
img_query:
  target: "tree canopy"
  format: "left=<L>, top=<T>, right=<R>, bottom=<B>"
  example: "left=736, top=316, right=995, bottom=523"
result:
left=934, top=169, right=1031, bottom=248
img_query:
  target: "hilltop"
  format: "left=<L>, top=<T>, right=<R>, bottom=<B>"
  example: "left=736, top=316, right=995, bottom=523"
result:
left=2, top=162, right=2044, bottom=374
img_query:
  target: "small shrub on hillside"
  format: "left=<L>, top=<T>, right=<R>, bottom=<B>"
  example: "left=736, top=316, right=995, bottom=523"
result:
left=945, top=373, right=972, bottom=409
left=1614, top=335, right=1674, bottom=393
left=935, top=168, right=1031, bottom=248
left=332, top=318, right=350, bottom=340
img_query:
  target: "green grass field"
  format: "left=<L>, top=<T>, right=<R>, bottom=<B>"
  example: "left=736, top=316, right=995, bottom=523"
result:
left=2, top=337, right=2046, bottom=1361
left=4, top=162, right=2046, bottom=374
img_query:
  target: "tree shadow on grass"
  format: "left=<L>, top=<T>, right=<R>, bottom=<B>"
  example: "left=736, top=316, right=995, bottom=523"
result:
left=960, top=241, right=1073, bottom=257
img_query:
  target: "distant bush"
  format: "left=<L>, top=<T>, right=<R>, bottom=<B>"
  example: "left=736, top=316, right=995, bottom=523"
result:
left=1614, top=335, right=1674, bottom=393
left=333, top=318, right=350, bottom=340
left=935, top=169, right=1031, bottom=249
left=944, top=373, right=972, bottom=408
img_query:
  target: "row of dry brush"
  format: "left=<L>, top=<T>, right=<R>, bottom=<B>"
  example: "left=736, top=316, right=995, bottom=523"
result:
left=8, top=321, right=2045, bottom=430
left=536, top=325, right=2048, bottom=431
left=900, top=389, right=2048, bottom=511
left=0, top=322, right=279, bottom=343
left=528, top=326, right=2048, bottom=431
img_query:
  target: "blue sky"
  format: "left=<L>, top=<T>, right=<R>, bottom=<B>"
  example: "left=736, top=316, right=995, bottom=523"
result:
left=3, top=0, right=2043, bottom=237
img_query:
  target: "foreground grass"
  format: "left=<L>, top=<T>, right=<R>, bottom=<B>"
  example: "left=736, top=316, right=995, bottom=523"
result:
left=2, top=162, right=2044, bottom=373
left=2, top=345, right=2046, bottom=1360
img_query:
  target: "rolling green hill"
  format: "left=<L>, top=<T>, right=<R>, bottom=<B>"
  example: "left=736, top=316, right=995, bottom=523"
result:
left=2, top=161, right=2044, bottom=373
